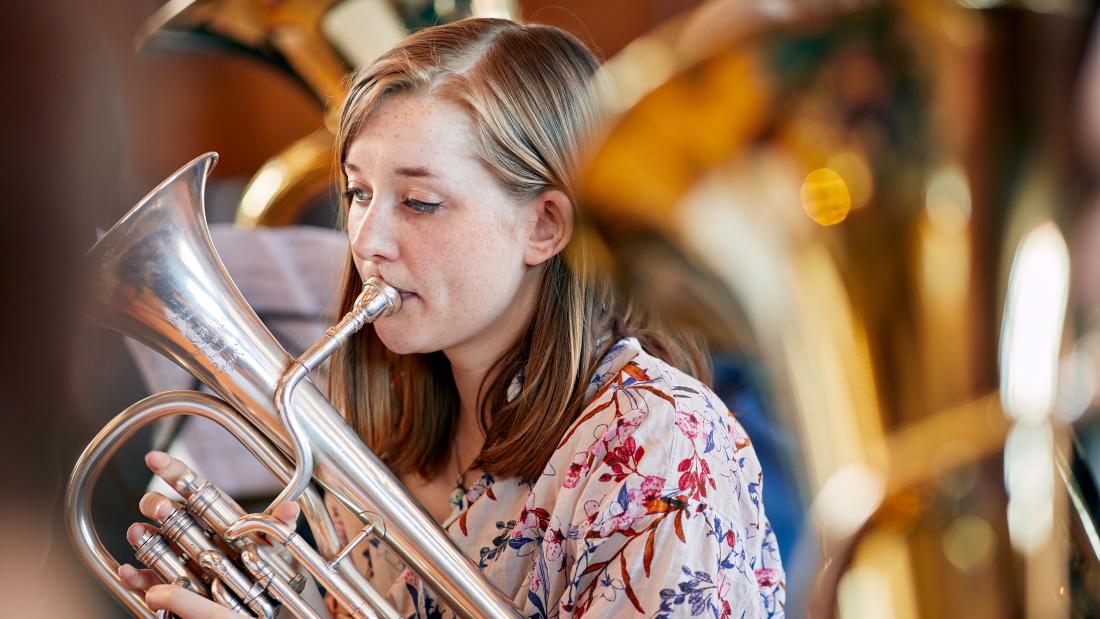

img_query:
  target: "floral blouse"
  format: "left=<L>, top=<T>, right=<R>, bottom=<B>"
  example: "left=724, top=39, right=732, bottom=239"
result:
left=327, top=337, right=785, bottom=618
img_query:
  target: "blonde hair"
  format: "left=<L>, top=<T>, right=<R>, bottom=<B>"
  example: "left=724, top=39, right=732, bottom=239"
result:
left=330, top=18, right=707, bottom=480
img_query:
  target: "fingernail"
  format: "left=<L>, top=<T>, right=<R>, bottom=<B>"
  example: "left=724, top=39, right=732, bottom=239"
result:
left=126, top=523, right=145, bottom=545
left=145, top=451, right=169, bottom=470
left=155, top=502, right=173, bottom=520
left=146, top=584, right=169, bottom=607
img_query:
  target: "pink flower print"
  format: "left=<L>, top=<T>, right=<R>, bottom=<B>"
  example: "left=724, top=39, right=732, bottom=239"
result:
left=464, top=481, right=488, bottom=504
left=529, top=568, right=543, bottom=593
left=755, top=567, right=778, bottom=588
left=616, top=409, right=644, bottom=440
left=543, top=528, right=565, bottom=564
left=598, top=501, right=647, bottom=537
left=675, top=409, right=701, bottom=439
left=629, top=475, right=666, bottom=504
left=597, top=422, right=619, bottom=446
left=512, top=518, right=535, bottom=540
left=563, top=451, right=590, bottom=489
left=398, top=568, right=420, bottom=587
left=576, top=499, right=601, bottom=537
left=622, top=407, right=646, bottom=427
left=514, top=498, right=551, bottom=540
left=603, top=436, right=635, bottom=471
left=583, top=499, right=601, bottom=520
left=678, top=470, right=697, bottom=494
left=596, top=410, right=644, bottom=449
left=640, top=474, right=665, bottom=499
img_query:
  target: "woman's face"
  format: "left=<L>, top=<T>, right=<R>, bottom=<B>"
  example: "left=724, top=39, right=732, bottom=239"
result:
left=344, top=93, right=537, bottom=358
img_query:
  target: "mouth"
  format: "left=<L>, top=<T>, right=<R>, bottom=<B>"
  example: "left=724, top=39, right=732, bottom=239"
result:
left=363, top=268, right=416, bottom=301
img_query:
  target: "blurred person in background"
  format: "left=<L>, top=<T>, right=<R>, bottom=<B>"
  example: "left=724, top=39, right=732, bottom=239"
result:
left=1, top=0, right=121, bottom=616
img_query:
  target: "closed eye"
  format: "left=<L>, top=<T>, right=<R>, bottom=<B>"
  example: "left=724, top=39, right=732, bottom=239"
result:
left=404, top=198, right=443, bottom=214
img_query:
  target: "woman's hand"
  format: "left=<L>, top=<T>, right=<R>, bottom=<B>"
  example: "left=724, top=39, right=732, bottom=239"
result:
left=118, top=451, right=302, bottom=618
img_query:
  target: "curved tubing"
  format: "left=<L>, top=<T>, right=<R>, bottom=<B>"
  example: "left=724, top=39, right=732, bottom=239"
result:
left=64, top=391, right=381, bottom=618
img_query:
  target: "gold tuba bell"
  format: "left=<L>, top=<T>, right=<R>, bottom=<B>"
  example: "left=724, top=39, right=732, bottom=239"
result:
left=66, top=153, right=521, bottom=618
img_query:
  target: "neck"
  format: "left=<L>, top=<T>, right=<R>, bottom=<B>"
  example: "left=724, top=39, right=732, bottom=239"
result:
left=444, top=269, right=540, bottom=459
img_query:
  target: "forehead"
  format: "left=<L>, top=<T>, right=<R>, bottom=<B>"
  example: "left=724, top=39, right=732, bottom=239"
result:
left=344, top=93, right=481, bottom=175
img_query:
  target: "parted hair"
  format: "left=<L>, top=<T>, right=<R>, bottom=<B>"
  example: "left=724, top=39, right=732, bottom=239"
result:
left=329, top=17, right=708, bottom=481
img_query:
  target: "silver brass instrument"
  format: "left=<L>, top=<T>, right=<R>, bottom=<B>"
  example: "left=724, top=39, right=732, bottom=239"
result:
left=66, top=152, right=521, bottom=618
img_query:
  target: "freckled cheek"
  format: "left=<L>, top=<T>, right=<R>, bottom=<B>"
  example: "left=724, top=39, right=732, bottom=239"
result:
left=458, top=242, right=522, bottom=315
left=423, top=240, right=499, bottom=313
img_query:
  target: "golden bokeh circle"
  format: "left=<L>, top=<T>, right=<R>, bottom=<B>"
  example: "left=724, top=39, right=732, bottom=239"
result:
left=800, top=168, right=852, bottom=226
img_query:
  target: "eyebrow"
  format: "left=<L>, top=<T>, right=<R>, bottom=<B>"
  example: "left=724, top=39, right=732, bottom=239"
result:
left=395, top=166, right=436, bottom=178
left=343, top=162, right=437, bottom=179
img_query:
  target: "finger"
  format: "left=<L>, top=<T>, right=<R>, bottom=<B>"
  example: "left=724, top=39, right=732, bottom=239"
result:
left=271, top=500, right=300, bottom=526
left=138, top=491, right=181, bottom=523
left=118, top=563, right=161, bottom=591
left=145, top=451, right=202, bottom=494
left=146, top=584, right=238, bottom=618
left=126, top=522, right=159, bottom=546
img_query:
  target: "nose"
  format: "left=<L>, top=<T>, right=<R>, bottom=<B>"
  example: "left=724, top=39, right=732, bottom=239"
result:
left=349, top=201, right=399, bottom=264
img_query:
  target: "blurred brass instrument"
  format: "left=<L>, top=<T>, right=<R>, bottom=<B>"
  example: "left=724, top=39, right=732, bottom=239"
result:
left=582, top=0, right=1100, bottom=617
left=66, top=153, right=521, bottom=618
left=136, top=0, right=519, bottom=229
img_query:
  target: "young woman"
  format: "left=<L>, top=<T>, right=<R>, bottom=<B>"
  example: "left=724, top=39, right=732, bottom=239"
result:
left=121, top=17, right=785, bottom=618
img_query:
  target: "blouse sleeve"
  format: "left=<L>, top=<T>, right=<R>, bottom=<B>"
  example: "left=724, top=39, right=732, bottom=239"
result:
left=555, top=362, right=786, bottom=618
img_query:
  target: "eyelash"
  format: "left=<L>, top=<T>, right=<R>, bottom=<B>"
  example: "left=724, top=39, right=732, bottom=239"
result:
left=343, top=189, right=443, bottom=214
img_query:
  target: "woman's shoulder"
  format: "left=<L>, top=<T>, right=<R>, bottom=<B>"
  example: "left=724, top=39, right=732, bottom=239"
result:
left=534, top=337, right=784, bottom=615
left=556, top=337, right=764, bottom=514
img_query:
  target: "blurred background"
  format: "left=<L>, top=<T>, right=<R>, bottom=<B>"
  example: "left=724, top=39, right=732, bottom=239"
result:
left=4, top=0, right=1100, bottom=617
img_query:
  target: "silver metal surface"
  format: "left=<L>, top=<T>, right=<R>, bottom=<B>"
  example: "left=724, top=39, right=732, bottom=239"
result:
left=183, top=476, right=301, bottom=588
left=132, top=530, right=207, bottom=597
left=69, top=153, right=519, bottom=617
left=268, top=278, right=399, bottom=514
left=66, top=392, right=329, bottom=618
left=160, top=506, right=275, bottom=618
left=199, top=550, right=274, bottom=618
left=209, top=577, right=247, bottom=614
left=226, top=515, right=378, bottom=619
left=241, top=544, right=323, bottom=619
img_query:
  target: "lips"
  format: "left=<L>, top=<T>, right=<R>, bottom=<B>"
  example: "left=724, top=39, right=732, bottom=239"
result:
left=387, top=283, right=416, bottom=300
left=366, top=271, right=412, bottom=297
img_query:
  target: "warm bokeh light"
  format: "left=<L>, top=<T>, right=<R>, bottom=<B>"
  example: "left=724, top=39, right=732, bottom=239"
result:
left=837, top=566, right=895, bottom=619
left=1005, top=422, right=1055, bottom=554
left=238, top=165, right=286, bottom=222
left=925, top=166, right=972, bottom=233
left=943, top=515, right=995, bottom=571
left=800, top=168, right=852, bottom=226
left=814, top=464, right=885, bottom=539
left=1000, top=222, right=1070, bottom=424
left=1055, top=345, right=1096, bottom=423
left=827, top=151, right=874, bottom=210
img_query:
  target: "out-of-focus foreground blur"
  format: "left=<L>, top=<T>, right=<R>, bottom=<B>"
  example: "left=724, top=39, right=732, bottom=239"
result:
left=5, top=0, right=1100, bottom=617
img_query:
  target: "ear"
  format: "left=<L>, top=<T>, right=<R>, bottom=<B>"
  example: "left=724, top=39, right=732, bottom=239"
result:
left=523, top=189, right=574, bottom=267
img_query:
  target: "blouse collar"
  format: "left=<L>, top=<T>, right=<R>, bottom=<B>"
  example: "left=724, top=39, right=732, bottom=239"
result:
left=503, top=336, right=643, bottom=406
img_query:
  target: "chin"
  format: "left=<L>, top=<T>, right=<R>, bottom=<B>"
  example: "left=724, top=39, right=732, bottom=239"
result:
left=373, top=321, right=437, bottom=355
